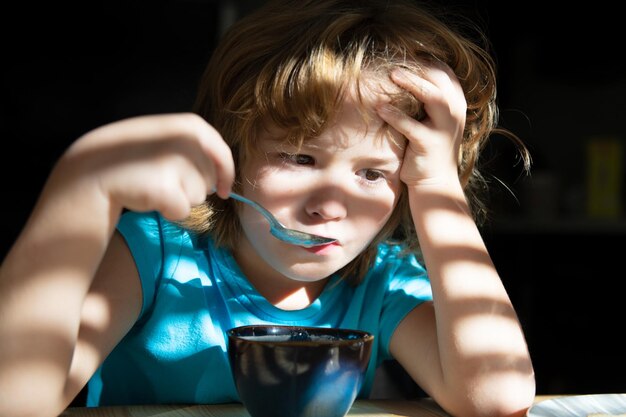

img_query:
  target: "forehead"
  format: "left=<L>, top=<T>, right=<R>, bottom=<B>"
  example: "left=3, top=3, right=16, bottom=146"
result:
left=322, top=83, right=405, bottom=150
left=259, top=73, right=408, bottom=146
left=261, top=104, right=405, bottom=161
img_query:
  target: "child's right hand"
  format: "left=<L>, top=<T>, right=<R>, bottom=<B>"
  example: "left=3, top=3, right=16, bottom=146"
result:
left=54, top=113, right=235, bottom=220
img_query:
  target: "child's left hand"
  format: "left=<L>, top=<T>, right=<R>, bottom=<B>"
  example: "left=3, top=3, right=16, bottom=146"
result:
left=377, top=63, right=467, bottom=188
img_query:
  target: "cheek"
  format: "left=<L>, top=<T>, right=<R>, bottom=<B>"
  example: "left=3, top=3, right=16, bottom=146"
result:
left=351, top=189, right=399, bottom=235
left=238, top=204, right=268, bottom=239
left=240, top=160, right=289, bottom=193
left=237, top=205, right=286, bottom=269
left=240, top=167, right=299, bottom=214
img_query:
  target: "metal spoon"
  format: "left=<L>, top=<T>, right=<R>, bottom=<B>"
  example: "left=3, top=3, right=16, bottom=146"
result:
left=227, top=191, right=337, bottom=247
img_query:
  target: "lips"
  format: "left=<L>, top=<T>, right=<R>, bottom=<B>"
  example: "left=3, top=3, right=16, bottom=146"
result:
left=301, top=241, right=340, bottom=254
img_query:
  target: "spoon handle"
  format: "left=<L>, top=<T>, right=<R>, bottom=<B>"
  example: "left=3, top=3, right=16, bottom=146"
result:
left=227, top=192, right=281, bottom=228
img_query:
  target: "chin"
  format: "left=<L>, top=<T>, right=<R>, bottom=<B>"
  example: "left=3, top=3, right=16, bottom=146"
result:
left=281, top=260, right=349, bottom=282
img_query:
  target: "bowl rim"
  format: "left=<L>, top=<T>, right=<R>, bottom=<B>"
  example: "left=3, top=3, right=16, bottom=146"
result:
left=227, top=324, right=374, bottom=346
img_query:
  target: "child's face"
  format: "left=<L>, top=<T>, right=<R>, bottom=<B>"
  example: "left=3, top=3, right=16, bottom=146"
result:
left=235, top=87, right=406, bottom=282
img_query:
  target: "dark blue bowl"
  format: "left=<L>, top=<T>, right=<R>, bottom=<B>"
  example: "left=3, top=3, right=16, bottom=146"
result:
left=227, top=325, right=374, bottom=417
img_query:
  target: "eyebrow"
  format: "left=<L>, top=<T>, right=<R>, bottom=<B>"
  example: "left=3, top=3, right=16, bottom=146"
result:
left=359, top=156, right=402, bottom=168
left=277, top=138, right=402, bottom=167
left=299, top=142, right=402, bottom=162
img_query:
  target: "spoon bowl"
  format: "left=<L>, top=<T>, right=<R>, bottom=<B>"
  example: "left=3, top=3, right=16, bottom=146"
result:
left=227, top=192, right=336, bottom=247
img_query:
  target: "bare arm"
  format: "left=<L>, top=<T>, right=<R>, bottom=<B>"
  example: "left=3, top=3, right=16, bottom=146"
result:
left=0, top=113, right=234, bottom=417
left=378, top=66, right=535, bottom=417
left=390, top=184, right=535, bottom=417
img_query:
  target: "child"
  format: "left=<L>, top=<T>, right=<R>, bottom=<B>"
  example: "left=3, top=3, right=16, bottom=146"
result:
left=0, top=1, right=536, bottom=416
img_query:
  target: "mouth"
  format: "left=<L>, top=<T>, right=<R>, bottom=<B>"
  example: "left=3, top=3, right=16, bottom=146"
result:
left=301, top=241, right=340, bottom=254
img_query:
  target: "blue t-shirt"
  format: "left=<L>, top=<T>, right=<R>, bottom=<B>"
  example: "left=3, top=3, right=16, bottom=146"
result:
left=87, top=211, right=432, bottom=406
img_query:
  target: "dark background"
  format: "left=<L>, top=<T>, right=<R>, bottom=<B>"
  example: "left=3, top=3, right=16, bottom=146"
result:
left=2, top=0, right=625, bottom=400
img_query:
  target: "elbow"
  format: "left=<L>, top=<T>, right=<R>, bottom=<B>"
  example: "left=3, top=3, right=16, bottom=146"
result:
left=0, top=401, right=70, bottom=417
left=1, top=403, right=61, bottom=417
left=477, top=380, right=536, bottom=417
left=442, top=369, right=536, bottom=417
left=487, top=361, right=537, bottom=417
left=0, top=387, right=72, bottom=417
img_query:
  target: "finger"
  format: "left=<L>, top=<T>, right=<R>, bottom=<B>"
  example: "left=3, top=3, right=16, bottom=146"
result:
left=180, top=170, right=210, bottom=207
left=157, top=190, right=192, bottom=221
left=390, top=69, right=442, bottom=112
left=143, top=180, right=192, bottom=221
left=390, top=67, right=466, bottom=123
left=187, top=115, right=235, bottom=199
left=114, top=113, right=235, bottom=198
left=376, top=103, right=429, bottom=143
left=184, top=145, right=218, bottom=198
left=393, top=63, right=459, bottom=98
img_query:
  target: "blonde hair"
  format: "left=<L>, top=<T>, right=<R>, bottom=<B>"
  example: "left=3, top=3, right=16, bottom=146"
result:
left=181, top=0, right=529, bottom=285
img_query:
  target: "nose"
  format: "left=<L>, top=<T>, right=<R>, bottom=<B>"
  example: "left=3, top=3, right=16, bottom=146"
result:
left=304, top=187, right=348, bottom=221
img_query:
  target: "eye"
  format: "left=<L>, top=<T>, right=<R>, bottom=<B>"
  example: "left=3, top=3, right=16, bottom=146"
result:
left=280, top=153, right=315, bottom=166
left=358, top=168, right=386, bottom=183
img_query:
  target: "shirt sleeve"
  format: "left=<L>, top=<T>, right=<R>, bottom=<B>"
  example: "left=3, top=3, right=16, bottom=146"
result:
left=378, top=248, right=433, bottom=358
